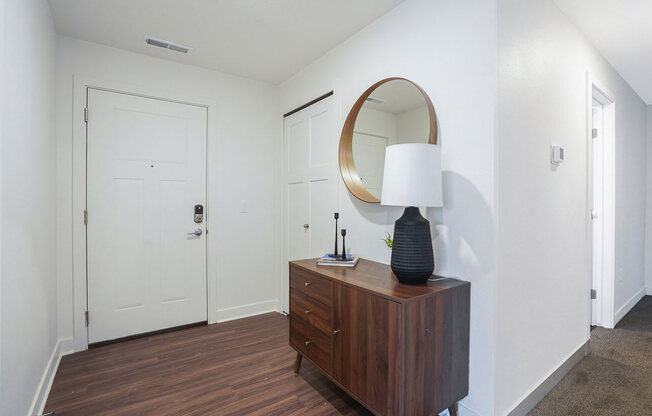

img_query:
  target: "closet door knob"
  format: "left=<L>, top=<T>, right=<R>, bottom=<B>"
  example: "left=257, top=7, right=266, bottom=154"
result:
left=305, top=340, right=312, bottom=346
left=303, top=224, right=309, bottom=229
left=333, top=329, right=341, bottom=335
left=304, top=281, right=311, bottom=287
left=304, top=310, right=312, bottom=315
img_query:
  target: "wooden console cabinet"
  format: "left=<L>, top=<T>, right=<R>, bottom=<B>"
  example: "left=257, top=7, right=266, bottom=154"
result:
left=289, top=258, right=470, bottom=416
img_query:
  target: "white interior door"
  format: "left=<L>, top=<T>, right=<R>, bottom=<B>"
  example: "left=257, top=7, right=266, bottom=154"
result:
left=591, top=102, right=604, bottom=326
left=352, top=132, right=388, bottom=198
left=589, top=84, right=616, bottom=328
left=87, top=89, right=207, bottom=344
left=282, top=96, right=337, bottom=311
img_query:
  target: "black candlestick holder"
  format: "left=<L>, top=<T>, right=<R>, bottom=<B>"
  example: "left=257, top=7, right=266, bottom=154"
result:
left=340, top=229, right=347, bottom=261
left=328, top=212, right=339, bottom=258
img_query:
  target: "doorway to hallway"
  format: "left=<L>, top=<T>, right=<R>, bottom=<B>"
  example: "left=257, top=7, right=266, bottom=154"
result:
left=589, top=82, right=615, bottom=329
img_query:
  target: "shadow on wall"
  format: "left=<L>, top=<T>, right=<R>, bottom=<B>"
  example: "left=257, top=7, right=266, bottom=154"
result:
left=428, top=171, right=495, bottom=278
left=338, top=169, right=495, bottom=277
left=347, top=189, right=404, bottom=226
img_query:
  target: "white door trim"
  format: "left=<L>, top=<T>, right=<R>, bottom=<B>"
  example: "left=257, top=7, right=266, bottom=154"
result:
left=72, top=75, right=218, bottom=351
left=585, top=73, right=616, bottom=330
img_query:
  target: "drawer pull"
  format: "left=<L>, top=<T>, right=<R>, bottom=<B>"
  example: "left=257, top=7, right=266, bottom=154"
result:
left=304, top=281, right=311, bottom=287
left=305, top=340, right=313, bottom=346
left=333, top=329, right=341, bottom=335
left=304, top=310, right=312, bottom=315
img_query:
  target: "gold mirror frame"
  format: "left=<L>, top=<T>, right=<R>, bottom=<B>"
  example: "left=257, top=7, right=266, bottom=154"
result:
left=338, top=77, right=438, bottom=203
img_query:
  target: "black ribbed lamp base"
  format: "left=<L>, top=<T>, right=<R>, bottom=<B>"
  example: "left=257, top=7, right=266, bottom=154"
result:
left=390, top=207, right=434, bottom=284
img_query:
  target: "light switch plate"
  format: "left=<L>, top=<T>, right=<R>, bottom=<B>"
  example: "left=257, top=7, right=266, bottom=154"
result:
left=551, top=144, right=564, bottom=165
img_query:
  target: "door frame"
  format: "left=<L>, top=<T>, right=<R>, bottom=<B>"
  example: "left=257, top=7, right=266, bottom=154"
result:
left=585, top=73, right=616, bottom=330
left=72, top=75, right=217, bottom=351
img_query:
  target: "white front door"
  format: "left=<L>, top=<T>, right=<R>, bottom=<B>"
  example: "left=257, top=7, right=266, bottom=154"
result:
left=282, top=96, right=337, bottom=311
left=87, top=89, right=207, bottom=344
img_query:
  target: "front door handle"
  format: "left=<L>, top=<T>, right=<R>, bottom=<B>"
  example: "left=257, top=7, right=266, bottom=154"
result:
left=188, top=228, right=202, bottom=237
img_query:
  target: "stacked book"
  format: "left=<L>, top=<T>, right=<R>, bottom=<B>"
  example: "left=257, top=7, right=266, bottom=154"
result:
left=317, top=253, right=359, bottom=267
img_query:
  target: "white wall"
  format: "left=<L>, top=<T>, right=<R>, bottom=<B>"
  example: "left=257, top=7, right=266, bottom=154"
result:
left=356, top=107, right=398, bottom=143
left=55, top=36, right=281, bottom=344
left=1, top=1, right=58, bottom=415
left=0, top=0, right=4, bottom=408
left=496, top=0, right=647, bottom=414
left=646, top=106, right=652, bottom=295
left=355, top=105, right=430, bottom=145
left=280, top=0, right=497, bottom=414
left=396, top=105, right=430, bottom=143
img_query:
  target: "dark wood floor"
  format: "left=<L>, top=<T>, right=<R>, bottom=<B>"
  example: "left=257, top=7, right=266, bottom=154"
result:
left=45, top=313, right=372, bottom=416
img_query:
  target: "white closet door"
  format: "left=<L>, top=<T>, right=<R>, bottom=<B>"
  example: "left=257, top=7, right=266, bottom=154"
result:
left=283, top=96, right=337, bottom=309
left=86, top=89, right=207, bottom=344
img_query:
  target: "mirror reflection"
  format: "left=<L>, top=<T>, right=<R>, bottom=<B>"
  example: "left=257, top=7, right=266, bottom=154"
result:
left=351, top=79, right=431, bottom=199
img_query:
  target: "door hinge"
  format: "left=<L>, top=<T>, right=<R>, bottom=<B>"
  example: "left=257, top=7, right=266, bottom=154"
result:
left=591, top=289, right=597, bottom=300
left=85, top=310, right=89, bottom=327
left=591, top=209, right=598, bottom=220
left=592, top=128, right=598, bottom=139
left=83, top=209, right=88, bottom=225
left=84, top=107, right=88, bottom=123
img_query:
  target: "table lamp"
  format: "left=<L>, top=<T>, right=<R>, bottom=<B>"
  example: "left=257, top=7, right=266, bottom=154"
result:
left=381, top=143, right=443, bottom=284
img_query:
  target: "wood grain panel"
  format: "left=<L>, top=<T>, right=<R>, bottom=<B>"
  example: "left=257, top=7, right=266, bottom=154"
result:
left=403, top=284, right=470, bottom=415
left=290, top=288, right=332, bottom=335
left=290, top=264, right=333, bottom=306
left=290, top=316, right=333, bottom=375
left=333, top=283, right=401, bottom=416
left=432, top=285, right=470, bottom=410
left=294, top=258, right=466, bottom=303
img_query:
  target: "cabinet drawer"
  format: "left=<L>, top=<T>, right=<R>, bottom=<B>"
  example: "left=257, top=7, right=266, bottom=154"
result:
left=290, top=266, right=332, bottom=306
left=290, top=317, right=332, bottom=375
left=290, top=289, right=332, bottom=335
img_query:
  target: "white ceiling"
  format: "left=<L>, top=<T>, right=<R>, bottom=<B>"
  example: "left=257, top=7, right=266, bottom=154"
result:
left=554, top=0, right=652, bottom=104
left=47, top=0, right=404, bottom=84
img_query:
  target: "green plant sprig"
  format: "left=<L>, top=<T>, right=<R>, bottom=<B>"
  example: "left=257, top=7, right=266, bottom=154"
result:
left=381, top=232, right=393, bottom=249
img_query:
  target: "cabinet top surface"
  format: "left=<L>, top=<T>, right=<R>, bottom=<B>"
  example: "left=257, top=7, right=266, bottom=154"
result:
left=290, top=258, right=468, bottom=303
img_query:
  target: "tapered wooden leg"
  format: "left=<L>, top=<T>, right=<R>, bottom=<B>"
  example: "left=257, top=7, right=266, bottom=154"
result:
left=293, top=352, right=303, bottom=373
left=448, top=403, right=458, bottom=416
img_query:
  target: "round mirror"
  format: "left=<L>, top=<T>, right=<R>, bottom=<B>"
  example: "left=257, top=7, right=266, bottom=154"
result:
left=339, top=78, right=437, bottom=203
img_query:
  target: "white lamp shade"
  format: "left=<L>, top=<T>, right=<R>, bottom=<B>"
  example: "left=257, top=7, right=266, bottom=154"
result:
left=380, top=143, right=443, bottom=207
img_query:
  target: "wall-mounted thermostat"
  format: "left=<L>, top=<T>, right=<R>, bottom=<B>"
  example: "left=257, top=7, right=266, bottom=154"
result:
left=551, top=145, right=564, bottom=165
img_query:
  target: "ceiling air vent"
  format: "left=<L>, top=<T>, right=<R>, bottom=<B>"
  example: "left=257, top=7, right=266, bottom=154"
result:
left=145, top=37, right=192, bottom=54
left=366, top=97, right=384, bottom=104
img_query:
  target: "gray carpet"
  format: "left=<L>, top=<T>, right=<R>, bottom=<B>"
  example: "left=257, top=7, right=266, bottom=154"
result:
left=529, top=296, right=652, bottom=416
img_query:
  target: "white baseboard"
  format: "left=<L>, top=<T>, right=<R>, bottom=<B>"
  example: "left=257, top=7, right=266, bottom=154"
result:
left=458, top=403, right=483, bottom=416
left=614, top=287, right=645, bottom=325
left=506, top=341, right=588, bottom=416
left=27, top=337, right=72, bottom=416
left=435, top=403, right=481, bottom=416
left=216, top=299, right=278, bottom=323
left=59, top=337, right=75, bottom=356
left=645, top=286, right=652, bottom=296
